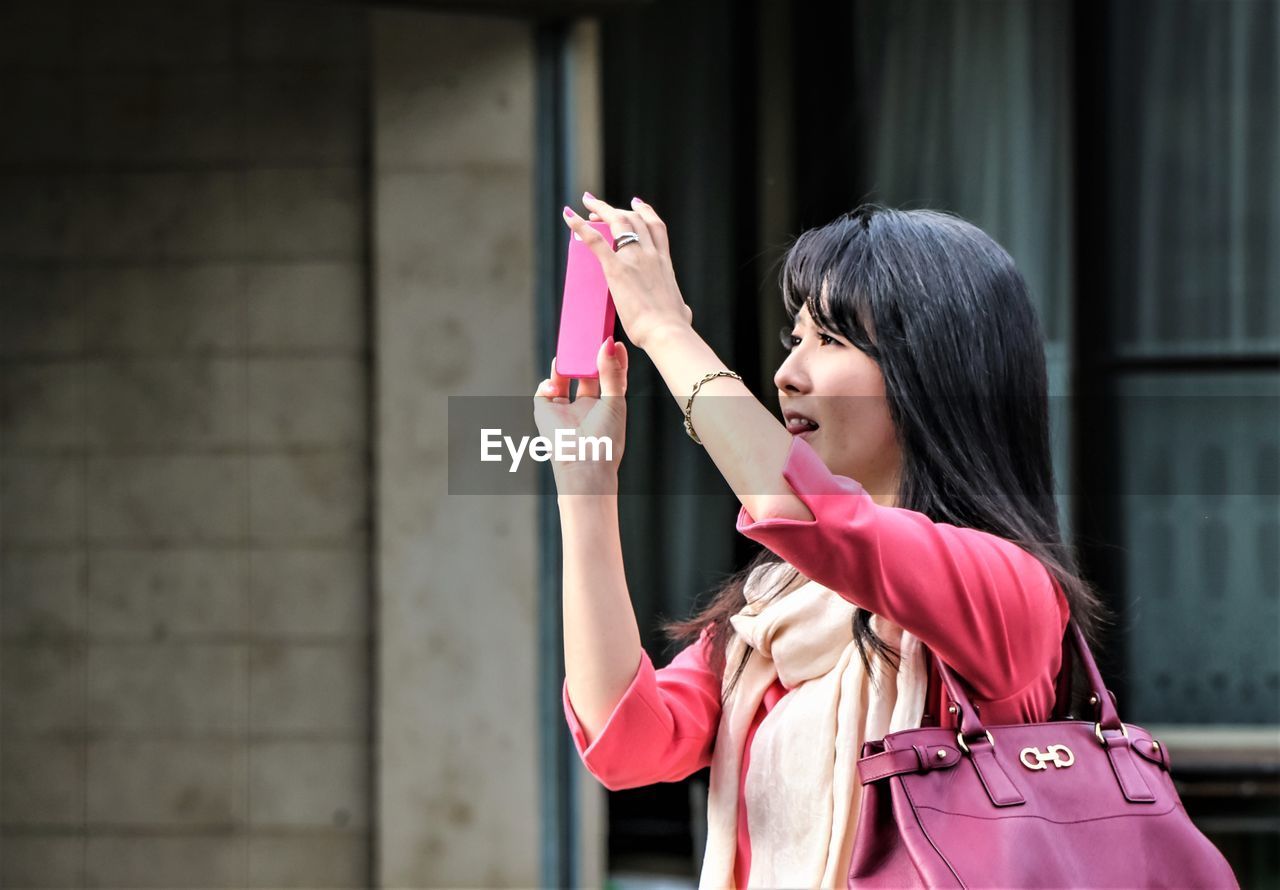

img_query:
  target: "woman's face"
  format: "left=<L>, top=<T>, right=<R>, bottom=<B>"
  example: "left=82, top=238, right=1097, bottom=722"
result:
left=775, top=303, right=902, bottom=506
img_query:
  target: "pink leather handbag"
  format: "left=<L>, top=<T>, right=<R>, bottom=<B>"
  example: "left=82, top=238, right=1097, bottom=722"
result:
left=848, top=619, right=1241, bottom=888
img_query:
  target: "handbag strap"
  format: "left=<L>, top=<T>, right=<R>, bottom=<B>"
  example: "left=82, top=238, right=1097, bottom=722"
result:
left=920, top=644, right=978, bottom=730
left=893, top=618, right=1157, bottom=809
left=1051, top=626, right=1075, bottom=720
left=930, top=617, right=1124, bottom=739
left=921, top=645, right=938, bottom=726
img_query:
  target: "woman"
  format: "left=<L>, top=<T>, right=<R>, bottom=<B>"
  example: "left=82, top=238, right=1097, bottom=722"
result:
left=533, top=195, right=1112, bottom=888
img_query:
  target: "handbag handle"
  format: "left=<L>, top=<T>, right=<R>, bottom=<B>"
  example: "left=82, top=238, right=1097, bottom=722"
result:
left=930, top=617, right=1124, bottom=742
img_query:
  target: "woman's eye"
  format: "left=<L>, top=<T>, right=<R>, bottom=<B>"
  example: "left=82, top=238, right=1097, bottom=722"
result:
left=779, top=326, right=839, bottom=350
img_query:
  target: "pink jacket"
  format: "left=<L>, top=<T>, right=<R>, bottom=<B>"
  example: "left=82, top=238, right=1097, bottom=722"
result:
left=562, top=435, right=1071, bottom=887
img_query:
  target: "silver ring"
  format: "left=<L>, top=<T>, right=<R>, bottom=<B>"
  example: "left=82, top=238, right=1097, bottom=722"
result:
left=613, top=232, right=641, bottom=251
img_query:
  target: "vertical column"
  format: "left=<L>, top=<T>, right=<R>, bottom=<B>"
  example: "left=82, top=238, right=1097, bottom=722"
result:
left=371, top=9, right=541, bottom=886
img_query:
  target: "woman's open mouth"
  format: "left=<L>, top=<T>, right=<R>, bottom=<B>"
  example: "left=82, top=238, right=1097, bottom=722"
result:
left=783, top=412, right=820, bottom=439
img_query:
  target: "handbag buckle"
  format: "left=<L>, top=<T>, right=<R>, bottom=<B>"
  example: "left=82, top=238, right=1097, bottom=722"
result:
left=1094, top=721, right=1130, bottom=747
left=956, top=729, right=995, bottom=755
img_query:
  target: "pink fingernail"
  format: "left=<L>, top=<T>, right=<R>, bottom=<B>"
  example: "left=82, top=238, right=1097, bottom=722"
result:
left=605, top=336, right=616, bottom=357
left=583, top=190, right=595, bottom=201
left=562, top=205, right=575, bottom=217
left=631, top=197, right=642, bottom=206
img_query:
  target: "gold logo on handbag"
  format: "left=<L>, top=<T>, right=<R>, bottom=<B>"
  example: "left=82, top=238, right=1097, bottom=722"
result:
left=1019, top=744, right=1075, bottom=770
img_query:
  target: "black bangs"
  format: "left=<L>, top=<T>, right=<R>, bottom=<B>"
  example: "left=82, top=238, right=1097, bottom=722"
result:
left=779, top=210, right=880, bottom=356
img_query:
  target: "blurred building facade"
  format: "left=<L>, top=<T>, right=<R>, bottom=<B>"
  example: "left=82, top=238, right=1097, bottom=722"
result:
left=1, top=1, right=552, bottom=886
left=0, top=0, right=1275, bottom=888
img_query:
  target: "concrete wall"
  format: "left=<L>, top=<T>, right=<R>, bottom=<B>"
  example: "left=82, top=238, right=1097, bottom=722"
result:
left=370, top=9, right=544, bottom=887
left=0, top=2, right=588, bottom=887
left=0, top=2, right=373, bottom=886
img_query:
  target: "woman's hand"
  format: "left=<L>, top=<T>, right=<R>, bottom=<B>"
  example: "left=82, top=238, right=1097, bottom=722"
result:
left=562, top=194, right=694, bottom=351
left=532, top=335, right=629, bottom=495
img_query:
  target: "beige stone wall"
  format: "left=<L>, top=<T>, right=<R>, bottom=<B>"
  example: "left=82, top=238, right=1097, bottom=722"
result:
left=0, top=1, right=372, bottom=886
left=371, top=8, right=545, bottom=887
left=0, top=2, right=597, bottom=886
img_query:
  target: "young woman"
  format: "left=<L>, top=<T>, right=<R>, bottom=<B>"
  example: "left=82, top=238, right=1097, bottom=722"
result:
left=533, top=196, right=1113, bottom=888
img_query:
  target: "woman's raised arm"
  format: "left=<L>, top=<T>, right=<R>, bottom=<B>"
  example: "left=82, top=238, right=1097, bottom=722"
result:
left=559, top=491, right=645, bottom=744
left=737, top=435, right=1070, bottom=702
left=641, top=322, right=812, bottom=524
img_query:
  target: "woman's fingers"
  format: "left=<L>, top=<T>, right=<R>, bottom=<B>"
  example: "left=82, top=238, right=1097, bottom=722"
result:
left=575, top=365, right=600, bottom=400
left=577, top=335, right=629, bottom=400
left=542, top=336, right=631, bottom=403
left=562, top=206, right=615, bottom=266
left=574, top=342, right=606, bottom=400
left=628, top=197, right=670, bottom=257
left=534, top=379, right=568, bottom=413
left=598, top=337, right=627, bottom=399
left=550, top=356, right=570, bottom=392
left=545, top=357, right=570, bottom=403
left=542, top=358, right=560, bottom=398
left=582, top=192, right=653, bottom=250
left=572, top=192, right=666, bottom=255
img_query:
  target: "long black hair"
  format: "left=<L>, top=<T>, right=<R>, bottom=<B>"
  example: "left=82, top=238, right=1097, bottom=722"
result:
left=661, top=204, right=1114, bottom=716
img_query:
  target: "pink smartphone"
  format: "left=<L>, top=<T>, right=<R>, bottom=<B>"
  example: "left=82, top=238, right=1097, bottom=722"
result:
left=555, top=220, right=616, bottom=378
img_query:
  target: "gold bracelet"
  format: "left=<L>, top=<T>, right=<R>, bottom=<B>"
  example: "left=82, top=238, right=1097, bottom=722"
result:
left=683, top=370, right=743, bottom=445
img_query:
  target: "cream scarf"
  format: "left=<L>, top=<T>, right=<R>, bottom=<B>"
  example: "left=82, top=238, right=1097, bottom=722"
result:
left=698, top=561, right=929, bottom=889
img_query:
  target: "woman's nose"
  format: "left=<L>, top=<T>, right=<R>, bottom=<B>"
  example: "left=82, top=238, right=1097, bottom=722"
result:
left=774, top=351, right=810, bottom=394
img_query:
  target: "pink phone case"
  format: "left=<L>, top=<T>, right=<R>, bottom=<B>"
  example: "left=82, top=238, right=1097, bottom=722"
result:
left=555, top=220, right=616, bottom=378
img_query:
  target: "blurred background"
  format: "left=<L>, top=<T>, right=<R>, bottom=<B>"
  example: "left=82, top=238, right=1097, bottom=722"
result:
left=0, top=0, right=1275, bottom=888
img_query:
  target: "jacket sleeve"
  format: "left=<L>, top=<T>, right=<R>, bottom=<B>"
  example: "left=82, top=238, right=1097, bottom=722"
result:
left=736, top=435, right=1069, bottom=701
left=562, top=625, right=721, bottom=791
